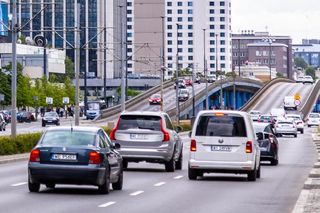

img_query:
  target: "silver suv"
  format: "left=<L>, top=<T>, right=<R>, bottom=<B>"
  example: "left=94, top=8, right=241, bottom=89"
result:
left=110, top=111, right=183, bottom=172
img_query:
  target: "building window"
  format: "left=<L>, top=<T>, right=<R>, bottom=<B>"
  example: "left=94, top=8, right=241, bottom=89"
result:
left=177, top=1, right=183, bottom=6
left=178, top=9, right=183, bottom=14
left=178, top=56, right=183, bottom=60
left=167, top=2, right=172, bottom=6
left=168, top=63, right=173, bottom=68
left=168, top=33, right=172, bottom=37
left=220, top=40, right=225, bottom=45
left=127, top=33, right=132, bottom=37
left=221, top=63, right=226, bottom=68
left=167, top=17, right=172, bottom=22
left=188, top=9, right=193, bottom=14
left=210, top=17, right=215, bottom=22
left=168, top=48, right=172, bottom=53
left=210, top=40, right=215, bottom=45
left=127, top=2, right=132, bottom=7
left=210, top=25, right=215, bottom=29
left=178, top=40, right=183, bottom=45
left=168, top=40, right=172, bottom=45
left=220, top=48, right=225, bottom=52
left=220, top=56, right=225, bottom=60
left=177, top=25, right=183, bottom=29
left=128, top=48, right=132, bottom=53
left=167, top=25, right=172, bottom=30
left=210, top=56, right=215, bottom=60
left=220, top=9, right=225, bottom=14
left=220, top=32, right=225, bottom=37
left=188, top=40, right=193, bottom=45
left=168, top=56, right=173, bottom=60
left=220, top=25, right=225, bottom=29
left=210, top=33, right=215, bottom=37
left=220, top=1, right=225, bottom=6
left=188, top=56, right=193, bottom=60
left=210, top=64, right=215, bottom=68
left=178, top=32, right=183, bottom=37
left=209, top=2, right=215, bottom=6
left=178, top=17, right=183, bottom=22
left=167, top=10, right=172, bottom=14
left=188, top=2, right=193, bottom=6
left=188, top=25, right=193, bottom=29
left=127, top=63, right=132, bottom=68
left=188, top=32, right=193, bottom=37
left=127, top=10, right=132, bottom=14
left=127, top=17, right=132, bottom=22
left=210, top=9, right=215, bottom=14
left=210, top=48, right=215, bottom=53
left=127, top=25, right=132, bottom=30
left=178, top=48, right=183, bottom=52
left=188, top=48, right=193, bottom=52
left=220, top=17, right=225, bottom=22
left=188, top=17, right=193, bottom=22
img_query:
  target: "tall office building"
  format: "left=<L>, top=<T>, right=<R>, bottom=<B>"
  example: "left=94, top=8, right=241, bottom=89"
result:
left=16, top=0, right=126, bottom=79
left=127, top=0, right=232, bottom=78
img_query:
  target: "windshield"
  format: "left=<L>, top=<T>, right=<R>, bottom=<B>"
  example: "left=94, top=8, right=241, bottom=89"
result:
left=179, top=90, right=188, bottom=94
left=196, top=114, right=247, bottom=137
left=44, top=112, right=57, bottom=117
left=41, top=130, right=96, bottom=146
left=118, top=115, right=161, bottom=131
left=88, top=103, right=100, bottom=110
left=310, top=114, right=320, bottom=118
left=250, top=111, right=260, bottom=115
left=279, top=121, right=293, bottom=125
left=151, top=94, right=161, bottom=99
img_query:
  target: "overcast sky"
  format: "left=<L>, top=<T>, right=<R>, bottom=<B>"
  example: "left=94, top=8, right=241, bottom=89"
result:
left=232, top=0, right=320, bottom=43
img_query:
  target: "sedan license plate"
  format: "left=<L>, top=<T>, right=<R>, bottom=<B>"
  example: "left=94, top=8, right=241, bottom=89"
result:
left=130, top=134, right=146, bottom=140
left=52, top=154, right=77, bottom=161
left=211, top=146, right=232, bottom=152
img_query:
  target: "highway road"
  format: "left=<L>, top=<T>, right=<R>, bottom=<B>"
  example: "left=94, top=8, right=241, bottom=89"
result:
left=0, top=128, right=316, bottom=213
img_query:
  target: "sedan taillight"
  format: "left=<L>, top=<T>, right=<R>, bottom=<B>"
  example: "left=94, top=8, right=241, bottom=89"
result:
left=89, top=151, right=102, bottom=164
left=30, top=149, right=40, bottom=162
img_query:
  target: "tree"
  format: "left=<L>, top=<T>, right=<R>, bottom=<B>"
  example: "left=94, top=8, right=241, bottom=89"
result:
left=305, top=66, right=316, bottom=79
left=276, top=72, right=284, bottom=78
left=294, top=57, right=308, bottom=69
left=65, top=56, right=75, bottom=80
left=0, top=69, right=11, bottom=106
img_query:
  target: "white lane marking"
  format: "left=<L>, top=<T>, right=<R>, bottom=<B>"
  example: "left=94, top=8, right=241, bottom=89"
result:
left=174, top=175, right=183, bottom=180
left=11, top=182, right=27, bottom=187
left=154, top=182, right=166, bottom=187
left=98, top=201, right=116, bottom=208
left=130, top=190, right=144, bottom=196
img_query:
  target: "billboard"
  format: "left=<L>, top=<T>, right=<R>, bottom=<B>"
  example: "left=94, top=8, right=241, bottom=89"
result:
left=0, top=1, right=8, bottom=36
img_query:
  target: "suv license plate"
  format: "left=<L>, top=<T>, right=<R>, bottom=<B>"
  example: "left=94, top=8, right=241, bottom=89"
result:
left=52, top=154, right=77, bottom=161
left=211, top=146, right=231, bottom=152
left=130, top=134, right=146, bottom=140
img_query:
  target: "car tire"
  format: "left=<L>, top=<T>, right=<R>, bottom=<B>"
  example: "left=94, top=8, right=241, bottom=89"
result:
left=165, top=155, right=176, bottom=172
left=112, top=170, right=123, bottom=191
left=247, top=167, right=257, bottom=182
left=271, top=159, right=279, bottom=166
left=294, top=134, right=297, bottom=138
left=98, top=169, right=110, bottom=194
left=300, top=129, right=304, bottom=134
left=257, top=165, right=261, bottom=179
left=188, top=167, right=198, bottom=180
left=123, top=160, right=128, bottom=170
left=175, top=150, right=183, bottom=170
left=42, top=123, right=46, bottom=127
left=28, top=178, right=40, bottom=193
left=0, top=126, right=2, bottom=131
left=46, top=183, right=55, bottom=189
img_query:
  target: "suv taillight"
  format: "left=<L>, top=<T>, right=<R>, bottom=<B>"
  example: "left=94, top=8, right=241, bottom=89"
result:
left=245, top=141, right=253, bottom=153
left=190, top=139, right=197, bottom=152
left=161, top=119, right=170, bottom=142
left=30, top=149, right=40, bottom=162
left=110, top=116, right=120, bottom=140
left=89, top=151, right=102, bottom=164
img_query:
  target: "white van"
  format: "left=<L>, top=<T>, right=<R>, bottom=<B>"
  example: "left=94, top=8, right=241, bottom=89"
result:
left=283, top=96, right=297, bottom=110
left=188, top=110, right=261, bottom=181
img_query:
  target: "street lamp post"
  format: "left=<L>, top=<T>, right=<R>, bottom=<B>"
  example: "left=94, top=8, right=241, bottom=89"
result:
left=175, top=24, right=180, bottom=125
left=262, top=37, right=275, bottom=81
left=238, top=38, right=241, bottom=76
left=192, top=67, right=196, bottom=117
left=203, top=29, right=208, bottom=110
left=160, top=16, right=165, bottom=112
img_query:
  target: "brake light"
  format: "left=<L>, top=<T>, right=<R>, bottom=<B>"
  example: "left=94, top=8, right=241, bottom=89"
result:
left=89, top=151, right=102, bottom=164
left=190, top=139, right=197, bottom=152
left=110, top=116, right=120, bottom=140
left=214, top=113, right=225, bottom=117
left=246, top=141, right=253, bottom=153
left=30, top=149, right=40, bottom=162
left=160, top=119, right=170, bottom=142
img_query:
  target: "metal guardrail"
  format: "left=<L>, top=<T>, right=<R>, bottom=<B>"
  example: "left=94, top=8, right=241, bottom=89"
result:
left=240, top=78, right=295, bottom=112
left=98, top=80, right=173, bottom=120
left=167, top=77, right=263, bottom=118
left=300, top=80, right=320, bottom=121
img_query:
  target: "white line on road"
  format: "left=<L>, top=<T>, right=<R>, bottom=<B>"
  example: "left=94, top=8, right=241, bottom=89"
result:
left=130, top=190, right=144, bottom=196
left=174, top=175, right=184, bottom=180
left=154, top=182, right=166, bottom=187
left=11, top=182, right=27, bottom=187
left=98, top=201, right=116, bottom=208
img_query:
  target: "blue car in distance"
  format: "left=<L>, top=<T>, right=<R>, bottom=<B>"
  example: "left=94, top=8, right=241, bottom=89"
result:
left=28, top=126, right=123, bottom=194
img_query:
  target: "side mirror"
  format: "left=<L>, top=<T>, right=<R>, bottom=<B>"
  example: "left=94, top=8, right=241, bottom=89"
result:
left=189, top=131, right=192, bottom=138
left=256, top=132, right=263, bottom=140
left=175, top=126, right=183, bottom=133
left=113, top=143, right=121, bottom=149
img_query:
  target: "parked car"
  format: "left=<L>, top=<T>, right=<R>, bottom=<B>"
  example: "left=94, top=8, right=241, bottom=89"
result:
left=0, top=113, right=6, bottom=131
left=275, top=120, right=297, bottom=137
left=249, top=110, right=261, bottom=121
left=178, top=89, right=189, bottom=102
left=253, top=122, right=279, bottom=165
left=149, top=94, right=162, bottom=105
left=307, top=113, right=320, bottom=127
left=28, top=126, right=123, bottom=194
left=110, top=111, right=183, bottom=172
left=286, top=114, right=304, bottom=134
left=188, top=110, right=261, bottom=181
left=42, top=112, right=60, bottom=127
left=17, top=111, right=35, bottom=123
left=0, top=110, right=11, bottom=123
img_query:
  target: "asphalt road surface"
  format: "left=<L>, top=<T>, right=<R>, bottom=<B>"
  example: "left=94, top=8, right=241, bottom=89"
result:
left=0, top=128, right=316, bottom=213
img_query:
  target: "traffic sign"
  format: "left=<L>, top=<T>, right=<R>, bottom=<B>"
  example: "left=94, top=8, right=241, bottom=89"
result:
left=63, top=97, right=70, bottom=104
left=294, top=99, right=301, bottom=106
left=0, top=94, right=4, bottom=101
left=46, top=97, right=53, bottom=105
left=294, top=93, right=301, bottom=100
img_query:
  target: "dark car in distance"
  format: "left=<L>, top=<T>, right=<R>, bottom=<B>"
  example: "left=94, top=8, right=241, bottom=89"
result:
left=253, top=122, right=279, bottom=165
left=42, top=112, right=60, bottom=127
left=28, top=126, right=123, bottom=194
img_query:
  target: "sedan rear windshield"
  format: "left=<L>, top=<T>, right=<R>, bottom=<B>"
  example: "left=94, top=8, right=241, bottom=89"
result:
left=41, top=130, right=96, bottom=146
left=196, top=115, right=247, bottom=137
left=118, top=115, right=161, bottom=131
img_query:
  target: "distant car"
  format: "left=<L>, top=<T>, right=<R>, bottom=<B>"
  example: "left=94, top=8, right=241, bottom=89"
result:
left=110, top=111, right=183, bottom=172
left=195, top=77, right=201, bottom=84
left=184, top=79, right=193, bottom=86
left=178, top=89, right=189, bottom=102
left=249, top=110, right=261, bottom=121
left=258, top=114, right=276, bottom=127
left=17, top=111, right=35, bottom=123
left=207, top=75, right=216, bottom=83
left=271, top=108, right=286, bottom=120
left=28, top=126, right=123, bottom=194
left=286, top=114, right=304, bottom=134
left=0, top=110, right=11, bottom=123
left=42, top=112, right=60, bottom=127
left=307, top=113, right=320, bottom=127
left=174, top=82, right=186, bottom=89
left=0, top=113, right=6, bottom=131
left=275, top=120, right=297, bottom=137
left=189, top=110, right=261, bottom=181
left=296, top=76, right=304, bottom=83
left=303, top=75, right=314, bottom=84
left=253, top=122, right=279, bottom=165
left=283, top=96, right=297, bottom=110
left=149, top=94, right=162, bottom=105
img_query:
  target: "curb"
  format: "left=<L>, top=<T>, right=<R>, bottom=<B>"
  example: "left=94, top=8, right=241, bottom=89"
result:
left=303, top=178, right=320, bottom=190
left=0, top=154, right=29, bottom=165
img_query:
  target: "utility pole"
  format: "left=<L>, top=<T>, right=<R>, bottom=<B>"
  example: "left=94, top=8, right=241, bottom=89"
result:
left=103, top=1, right=107, bottom=104
left=216, top=33, right=223, bottom=110
left=119, top=5, right=126, bottom=112
left=269, top=41, right=272, bottom=81
left=160, top=16, right=165, bottom=111
left=175, top=24, right=180, bottom=124
left=43, top=7, right=48, bottom=79
left=11, top=0, right=17, bottom=139
left=238, top=38, right=241, bottom=76
left=203, top=29, right=208, bottom=110
left=192, top=66, right=195, bottom=116
left=74, top=3, right=80, bottom=126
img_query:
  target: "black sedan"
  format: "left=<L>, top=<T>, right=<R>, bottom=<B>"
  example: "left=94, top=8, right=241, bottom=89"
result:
left=253, top=122, right=279, bottom=165
left=28, top=126, right=123, bottom=194
left=42, top=112, right=60, bottom=127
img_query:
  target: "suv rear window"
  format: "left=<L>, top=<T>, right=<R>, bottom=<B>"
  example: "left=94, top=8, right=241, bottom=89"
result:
left=196, top=115, right=247, bottom=137
left=118, top=115, right=161, bottom=131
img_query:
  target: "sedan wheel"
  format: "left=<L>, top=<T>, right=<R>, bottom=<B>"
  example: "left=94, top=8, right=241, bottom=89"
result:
left=112, top=170, right=123, bottom=190
left=28, top=177, right=40, bottom=193
left=98, top=171, right=110, bottom=194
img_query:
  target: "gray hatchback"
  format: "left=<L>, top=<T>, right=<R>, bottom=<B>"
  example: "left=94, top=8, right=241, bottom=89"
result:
left=110, top=111, right=183, bottom=172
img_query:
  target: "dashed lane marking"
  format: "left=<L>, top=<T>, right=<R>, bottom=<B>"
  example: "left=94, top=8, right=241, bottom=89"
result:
left=98, top=201, right=116, bottom=208
left=154, top=182, right=166, bottom=187
left=174, top=175, right=184, bottom=180
left=130, top=190, right=144, bottom=196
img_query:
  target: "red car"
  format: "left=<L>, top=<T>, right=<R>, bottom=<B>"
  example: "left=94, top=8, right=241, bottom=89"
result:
left=184, top=79, right=192, bottom=86
left=149, top=94, right=162, bottom=105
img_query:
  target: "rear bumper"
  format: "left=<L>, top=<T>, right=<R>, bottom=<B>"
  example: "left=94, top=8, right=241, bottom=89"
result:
left=188, top=159, right=255, bottom=172
left=28, top=163, right=106, bottom=186
left=275, top=128, right=297, bottom=135
left=119, top=146, right=173, bottom=163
